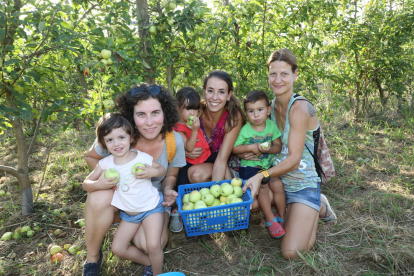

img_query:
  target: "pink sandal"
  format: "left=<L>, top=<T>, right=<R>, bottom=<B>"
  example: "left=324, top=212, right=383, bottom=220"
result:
left=265, top=217, right=285, bottom=238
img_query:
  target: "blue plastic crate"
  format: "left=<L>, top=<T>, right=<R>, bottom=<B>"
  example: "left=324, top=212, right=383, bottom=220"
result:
left=177, top=179, right=253, bottom=237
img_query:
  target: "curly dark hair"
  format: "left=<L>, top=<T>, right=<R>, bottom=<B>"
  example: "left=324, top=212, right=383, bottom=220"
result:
left=115, top=84, right=179, bottom=139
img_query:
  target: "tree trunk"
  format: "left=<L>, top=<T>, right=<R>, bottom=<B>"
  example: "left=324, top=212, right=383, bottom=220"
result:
left=136, top=0, right=154, bottom=83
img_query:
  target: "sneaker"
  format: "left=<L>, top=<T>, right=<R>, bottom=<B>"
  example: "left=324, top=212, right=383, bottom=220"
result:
left=265, top=217, right=286, bottom=238
left=83, top=249, right=103, bottom=276
left=142, top=265, right=153, bottom=276
left=169, top=210, right=183, bottom=233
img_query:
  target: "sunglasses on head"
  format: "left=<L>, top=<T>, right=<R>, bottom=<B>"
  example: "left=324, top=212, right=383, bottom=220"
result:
left=128, top=85, right=161, bottom=96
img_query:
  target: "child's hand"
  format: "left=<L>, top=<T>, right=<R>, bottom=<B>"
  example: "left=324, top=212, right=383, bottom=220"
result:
left=250, top=143, right=263, bottom=156
left=133, top=164, right=159, bottom=179
left=258, top=142, right=271, bottom=153
left=187, top=116, right=200, bottom=130
left=97, top=170, right=119, bottom=190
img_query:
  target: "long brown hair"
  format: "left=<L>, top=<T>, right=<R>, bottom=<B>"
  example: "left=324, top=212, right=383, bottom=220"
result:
left=202, top=70, right=246, bottom=131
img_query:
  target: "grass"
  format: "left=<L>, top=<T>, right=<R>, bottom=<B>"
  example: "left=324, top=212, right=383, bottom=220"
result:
left=0, top=103, right=414, bottom=275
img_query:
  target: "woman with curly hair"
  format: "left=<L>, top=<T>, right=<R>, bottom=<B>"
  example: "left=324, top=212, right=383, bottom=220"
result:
left=83, top=84, right=186, bottom=276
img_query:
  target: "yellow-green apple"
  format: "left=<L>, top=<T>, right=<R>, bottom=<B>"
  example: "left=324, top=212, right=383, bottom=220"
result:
left=210, top=199, right=220, bottom=207
left=226, top=194, right=238, bottom=204
left=68, top=245, right=79, bottom=254
left=167, top=19, right=174, bottom=25
left=260, top=141, right=270, bottom=149
left=194, top=200, right=207, bottom=209
left=76, top=219, right=85, bottom=227
left=209, top=184, right=221, bottom=198
left=0, top=190, right=5, bottom=196
left=219, top=202, right=226, bottom=205
left=182, top=201, right=194, bottom=210
left=187, top=115, right=195, bottom=126
left=199, top=187, right=210, bottom=196
left=103, top=99, right=115, bottom=109
left=50, top=114, right=57, bottom=121
left=54, top=229, right=62, bottom=236
left=106, top=59, right=113, bottom=65
left=202, top=193, right=215, bottom=206
left=231, top=178, right=243, bottom=187
left=101, top=59, right=108, bottom=65
left=21, top=226, right=31, bottom=233
left=168, top=2, right=176, bottom=10
left=189, top=190, right=201, bottom=203
left=64, top=244, right=71, bottom=250
left=105, top=168, right=120, bottom=182
left=101, top=49, right=111, bottom=60
left=149, top=25, right=157, bottom=34
left=50, top=245, right=63, bottom=255
left=182, top=193, right=190, bottom=204
left=26, top=230, right=35, bottom=237
left=233, top=186, right=243, bottom=198
left=220, top=183, right=233, bottom=196
left=219, top=195, right=227, bottom=202
left=233, top=198, right=243, bottom=204
left=12, top=232, right=21, bottom=240
left=1, top=232, right=12, bottom=241
left=161, top=0, right=168, bottom=7
left=132, top=162, right=145, bottom=174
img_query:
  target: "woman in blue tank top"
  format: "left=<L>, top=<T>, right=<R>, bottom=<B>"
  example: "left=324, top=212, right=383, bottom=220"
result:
left=243, top=49, right=337, bottom=260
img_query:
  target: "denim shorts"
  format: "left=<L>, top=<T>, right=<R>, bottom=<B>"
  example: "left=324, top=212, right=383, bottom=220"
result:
left=285, top=185, right=321, bottom=211
left=120, top=193, right=165, bottom=223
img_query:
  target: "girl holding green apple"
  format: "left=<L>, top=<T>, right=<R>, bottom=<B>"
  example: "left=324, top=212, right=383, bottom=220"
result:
left=84, top=84, right=186, bottom=276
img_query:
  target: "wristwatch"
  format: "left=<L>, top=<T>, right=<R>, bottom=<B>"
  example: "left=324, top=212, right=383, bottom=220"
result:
left=258, top=170, right=271, bottom=185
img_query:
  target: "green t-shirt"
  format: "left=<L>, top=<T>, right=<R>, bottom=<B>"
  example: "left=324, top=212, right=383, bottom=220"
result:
left=234, top=119, right=281, bottom=169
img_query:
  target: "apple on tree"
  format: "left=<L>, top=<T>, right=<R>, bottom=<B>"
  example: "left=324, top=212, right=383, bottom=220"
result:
left=101, top=49, right=111, bottom=60
left=149, top=25, right=157, bottom=34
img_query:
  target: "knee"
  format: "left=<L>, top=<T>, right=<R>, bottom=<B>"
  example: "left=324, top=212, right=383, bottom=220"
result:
left=86, top=190, right=113, bottom=211
left=189, top=168, right=208, bottom=183
left=146, top=241, right=162, bottom=254
left=111, top=244, right=125, bottom=258
left=280, top=249, right=298, bottom=260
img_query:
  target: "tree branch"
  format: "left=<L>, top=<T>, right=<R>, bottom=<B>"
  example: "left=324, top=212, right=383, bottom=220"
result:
left=0, top=165, right=18, bottom=177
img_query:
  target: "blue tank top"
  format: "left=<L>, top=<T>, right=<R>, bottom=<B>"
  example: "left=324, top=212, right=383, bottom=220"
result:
left=270, top=94, right=321, bottom=192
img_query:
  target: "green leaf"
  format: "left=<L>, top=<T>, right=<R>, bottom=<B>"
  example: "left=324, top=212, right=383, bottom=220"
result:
left=38, top=21, right=46, bottom=32
left=0, top=28, right=4, bottom=41
left=3, top=59, right=19, bottom=66
left=141, top=59, right=151, bottom=69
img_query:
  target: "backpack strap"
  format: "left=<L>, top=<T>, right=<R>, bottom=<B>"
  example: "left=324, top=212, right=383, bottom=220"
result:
left=165, top=131, right=176, bottom=164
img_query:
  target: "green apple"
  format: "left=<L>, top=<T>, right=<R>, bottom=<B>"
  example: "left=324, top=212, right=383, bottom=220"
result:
left=13, top=232, right=21, bottom=240
left=260, top=141, right=270, bottom=149
left=27, top=35, right=33, bottom=42
left=132, top=162, right=145, bottom=174
left=182, top=193, right=190, bottom=204
left=63, top=244, right=71, bottom=250
left=182, top=201, right=194, bottom=210
left=26, top=230, right=35, bottom=237
left=1, top=232, right=13, bottom=241
left=149, top=25, right=157, bottom=34
left=105, top=168, right=120, bottom=182
left=202, top=193, right=215, bottom=206
left=219, top=202, right=226, bottom=205
left=220, top=183, right=233, bottom=196
left=219, top=195, right=227, bottom=202
left=167, top=19, right=174, bottom=25
left=101, top=49, right=111, bottom=60
left=50, top=114, right=57, bottom=121
left=21, top=226, right=31, bottom=233
left=76, top=218, right=85, bottom=227
left=210, top=199, right=220, bottom=207
left=199, top=188, right=210, bottom=196
left=101, top=59, right=108, bottom=65
left=106, top=59, right=113, bottom=65
left=226, top=194, right=238, bottom=204
left=161, top=0, right=168, bottom=7
left=233, top=186, right=243, bottom=198
left=68, top=245, right=79, bottom=254
left=232, top=198, right=243, bottom=204
left=209, top=185, right=221, bottom=198
left=187, top=115, right=195, bottom=126
left=194, top=200, right=207, bottom=209
left=189, top=190, right=201, bottom=203
left=14, top=227, right=22, bottom=234
left=168, top=2, right=176, bottom=10
left=33, top=225, right=40, bottom=231
left=50, top=245, right=63, bottom=255
left=231, top=178, right=243, bottom=187
left=0, top=190, right=5, bottom=196
left=54, top=229, right=62, bottom=236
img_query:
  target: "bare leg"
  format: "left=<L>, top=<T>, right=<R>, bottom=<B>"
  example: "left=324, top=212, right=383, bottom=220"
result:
left=141, top=212, right=164, bottom=275
left=280, top=203, right=319, bottom=260
left=269, top=177, right=286, bottom=220
left=133, top=211, right=170, bottom=251
left=111, top=221, right=149, bottom=264
left=251, top=187, right=273, bottom=212
left=85, top=189, right=118, bottom=263
left=258, top=184, right=274, bottom=222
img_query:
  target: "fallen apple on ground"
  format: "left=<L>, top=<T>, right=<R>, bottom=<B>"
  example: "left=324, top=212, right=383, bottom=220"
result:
left=51, top=253, right=64, bottom=263
left=50, top=245, right=63, bottom=255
